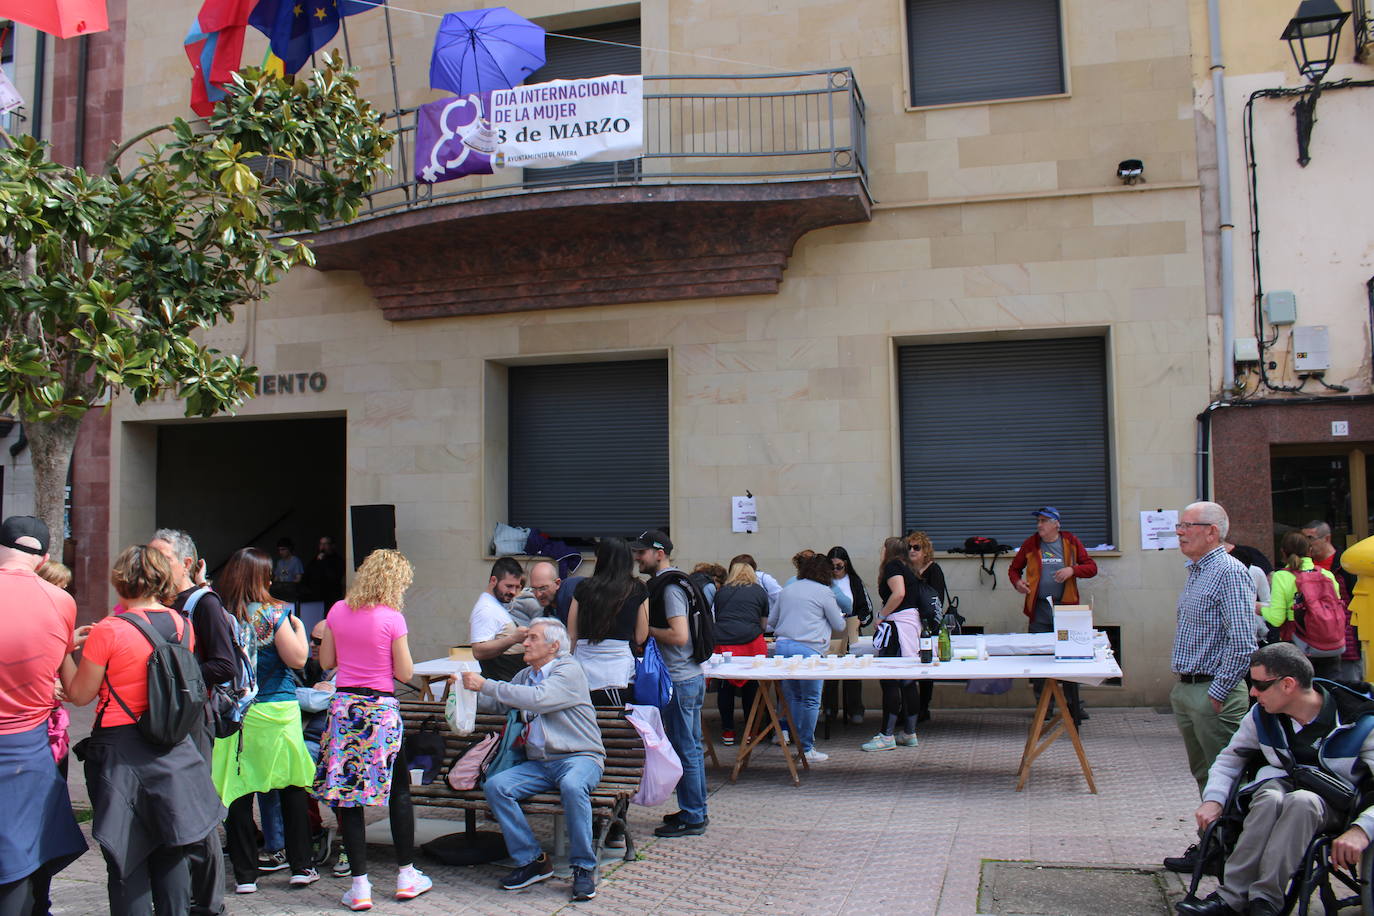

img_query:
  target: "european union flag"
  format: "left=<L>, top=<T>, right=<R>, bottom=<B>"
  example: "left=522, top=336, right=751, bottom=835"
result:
left=248, top=0, right=384, bottom=75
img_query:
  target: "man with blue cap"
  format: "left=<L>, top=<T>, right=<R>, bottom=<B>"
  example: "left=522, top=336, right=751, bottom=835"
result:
left=1008, top=506, right=1098, bottom=722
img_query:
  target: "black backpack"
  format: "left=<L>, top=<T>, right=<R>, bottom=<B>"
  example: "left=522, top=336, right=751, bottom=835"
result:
left=648, top=570, right=716, bottom=665
left=102, top=611, right=208, bottom=747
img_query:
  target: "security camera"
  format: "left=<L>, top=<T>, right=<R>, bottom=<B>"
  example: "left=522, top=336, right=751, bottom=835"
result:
left=1117, top=159, right=1144, bottom=184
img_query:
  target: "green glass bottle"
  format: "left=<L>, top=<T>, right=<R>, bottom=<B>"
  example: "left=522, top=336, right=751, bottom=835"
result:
left=937, top=618, right=952, bottom=663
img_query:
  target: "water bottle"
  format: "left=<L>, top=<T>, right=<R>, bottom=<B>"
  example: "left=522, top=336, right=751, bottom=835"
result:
left=937, top=618, right=952, bottom=663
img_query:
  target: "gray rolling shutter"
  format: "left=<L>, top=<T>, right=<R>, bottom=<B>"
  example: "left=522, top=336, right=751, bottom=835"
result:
left=508, top=359, right=668, bottom=539
left=907, top=0, right=1064, bottom=107
left=898, top=337, right=1111, bottom=549
left=524, top=20, right=642, bottom=187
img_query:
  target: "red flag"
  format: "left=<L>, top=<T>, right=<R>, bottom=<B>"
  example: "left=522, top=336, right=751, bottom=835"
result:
left=184, top=0, right=255, bottom=117
left=0, top=1, right=109, bottom=39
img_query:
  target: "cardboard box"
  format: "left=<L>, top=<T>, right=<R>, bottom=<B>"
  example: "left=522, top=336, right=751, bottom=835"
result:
left=1053, top=605, right=1094, bottom=661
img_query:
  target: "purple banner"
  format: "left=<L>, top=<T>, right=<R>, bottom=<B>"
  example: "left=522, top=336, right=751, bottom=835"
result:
left=415, top=93, right=501, bottom=184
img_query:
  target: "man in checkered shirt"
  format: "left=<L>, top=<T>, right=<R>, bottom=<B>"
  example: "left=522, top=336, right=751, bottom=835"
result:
left=1171, top=500, right=1258, bottom=792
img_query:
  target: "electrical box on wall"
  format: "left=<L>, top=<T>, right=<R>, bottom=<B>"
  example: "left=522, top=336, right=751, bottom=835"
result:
left=1293, top=325, right=1331, bottom=373
left=1234, top=337, right=1260, bottom=362
left=1265, top=290, right=1298, bottom=326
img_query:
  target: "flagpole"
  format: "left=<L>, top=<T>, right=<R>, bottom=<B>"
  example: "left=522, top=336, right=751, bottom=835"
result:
left=339, top=8, right=354, bottom=68
left=380, top=2, right=409, bottom=196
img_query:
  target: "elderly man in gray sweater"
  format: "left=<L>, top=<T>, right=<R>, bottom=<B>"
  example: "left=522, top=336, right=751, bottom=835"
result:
left=460, top=616, right=605, bottom=902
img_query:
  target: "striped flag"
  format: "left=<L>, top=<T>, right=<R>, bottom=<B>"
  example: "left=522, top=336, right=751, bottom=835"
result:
left=185, top=0, right=257, bottom=116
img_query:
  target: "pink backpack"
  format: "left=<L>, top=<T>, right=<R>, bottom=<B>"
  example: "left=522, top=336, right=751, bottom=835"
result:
left=1291, top=569, right=1347, bottom=653
left=446, top=732, right=500, bottom=791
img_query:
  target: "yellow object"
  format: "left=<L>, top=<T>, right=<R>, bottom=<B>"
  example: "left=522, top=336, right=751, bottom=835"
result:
left=1339, top=535, right=1374, bottom=681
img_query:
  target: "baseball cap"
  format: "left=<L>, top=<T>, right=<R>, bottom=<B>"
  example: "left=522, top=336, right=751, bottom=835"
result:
left=1032, top=506, right=1061, bottom=521
left=0, top=516, right=50, bottom=555
left=629, top=529, right=673, bottom=554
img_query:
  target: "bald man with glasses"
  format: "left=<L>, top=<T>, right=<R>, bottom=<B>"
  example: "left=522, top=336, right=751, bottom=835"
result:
left=1171, top=501, right=1258, bottom=794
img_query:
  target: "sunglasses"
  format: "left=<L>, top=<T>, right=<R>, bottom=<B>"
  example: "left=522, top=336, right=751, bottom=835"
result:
left=310, top=637, right=323, bottom=646
left=1246, top=674, right=1284, bottom=692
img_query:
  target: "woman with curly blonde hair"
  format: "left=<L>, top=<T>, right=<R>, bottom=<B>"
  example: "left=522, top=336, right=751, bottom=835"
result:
left=313, top=549, right=429, bottom=909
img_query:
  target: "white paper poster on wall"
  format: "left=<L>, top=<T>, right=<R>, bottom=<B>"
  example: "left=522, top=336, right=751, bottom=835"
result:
left=731, top=495, right=757, bottom=533
left=1140, top=509, right=1179, bottom=550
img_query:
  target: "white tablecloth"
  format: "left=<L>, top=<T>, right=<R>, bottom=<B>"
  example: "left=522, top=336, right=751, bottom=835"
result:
left=700, top=652, right=1121, bottom=685
left=411, top=658, right=479, bottom=699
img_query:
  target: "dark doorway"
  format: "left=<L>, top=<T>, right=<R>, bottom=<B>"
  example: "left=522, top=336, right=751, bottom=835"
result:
left=1270, top=448, right=1365, bottom=560
left=156, top=417, right=346, bottom=577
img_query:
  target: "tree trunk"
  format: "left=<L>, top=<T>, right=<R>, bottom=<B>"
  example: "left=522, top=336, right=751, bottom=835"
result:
left=25, top=414, right=83, bottom=552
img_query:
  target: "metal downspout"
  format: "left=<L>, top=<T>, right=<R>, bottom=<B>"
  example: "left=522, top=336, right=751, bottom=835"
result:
left=1208, top=0, right=1237, bottom=398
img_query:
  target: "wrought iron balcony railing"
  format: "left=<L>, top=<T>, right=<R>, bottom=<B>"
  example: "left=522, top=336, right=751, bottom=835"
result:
left=312, top=68, right=867, bottom=230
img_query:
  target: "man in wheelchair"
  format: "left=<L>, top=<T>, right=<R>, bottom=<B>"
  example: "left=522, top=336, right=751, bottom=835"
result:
left=1178, top=642, right=1374, bottom=916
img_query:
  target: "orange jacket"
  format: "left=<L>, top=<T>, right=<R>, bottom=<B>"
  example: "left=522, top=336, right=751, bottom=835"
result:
left=1007, top=531, right=1097, bottom=618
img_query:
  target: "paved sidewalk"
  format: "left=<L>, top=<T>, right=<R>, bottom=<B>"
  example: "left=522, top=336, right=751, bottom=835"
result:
left=50, top=706, right=1204, bottom=915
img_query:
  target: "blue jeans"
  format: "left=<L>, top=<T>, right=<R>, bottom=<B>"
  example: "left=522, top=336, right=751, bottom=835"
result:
left=258, top=790, right=284, bottom=852
left=661, top=674, right=707, bottom=823
left=774, top=638, right=823, bottom=752
left=484, top=755, right=603, bottom=871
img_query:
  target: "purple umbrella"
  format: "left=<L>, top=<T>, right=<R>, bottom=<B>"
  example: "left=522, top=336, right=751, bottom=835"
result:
left=429, top=7, right=546, bottom=96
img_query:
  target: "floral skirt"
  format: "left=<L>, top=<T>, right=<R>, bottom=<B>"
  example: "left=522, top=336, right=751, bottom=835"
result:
left=311, top=692, right=402, bottom=808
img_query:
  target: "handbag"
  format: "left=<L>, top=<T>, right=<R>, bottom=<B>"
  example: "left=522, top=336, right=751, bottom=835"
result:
left=446, top=731, right=500, bottom=791
left=632, top=637, right=674, bottom=708
left=1290, top=763, right=1358, bottom=814
left=625, top=704, right=683, bottom=807
left=405, top=716, right=448, bottom=786
left=479, top=709, right=526, bottom=786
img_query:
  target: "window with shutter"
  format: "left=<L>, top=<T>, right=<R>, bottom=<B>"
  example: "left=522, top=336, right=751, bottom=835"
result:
left=507, top=358, right=668, bottom=541
left=897, top=337, right=1112, bottom=549
left=906, top=0, right=1065, bottom=108
left=523, top=19, right=642, bottom=187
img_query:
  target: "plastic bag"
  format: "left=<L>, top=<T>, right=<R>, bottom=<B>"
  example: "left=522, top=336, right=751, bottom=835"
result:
left=633, top=638, right=674, bottom=708
left=492, top=523, right=532, bottom=556
left=625, top=704, right=683, bottom=807
left=445, top=678, right=478, bottom=736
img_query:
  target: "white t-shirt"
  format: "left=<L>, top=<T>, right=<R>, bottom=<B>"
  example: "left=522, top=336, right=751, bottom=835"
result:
left=470, top=591, right=514, bottom=644
left=834, top=574, right=854, bottom=603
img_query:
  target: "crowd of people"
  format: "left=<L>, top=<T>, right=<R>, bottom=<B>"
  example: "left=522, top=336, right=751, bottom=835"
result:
left=6, top=500, right=1372, bottom=914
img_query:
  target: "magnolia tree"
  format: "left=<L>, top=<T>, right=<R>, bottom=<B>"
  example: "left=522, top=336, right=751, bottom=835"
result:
left=0, top=56, right=392, bottom=542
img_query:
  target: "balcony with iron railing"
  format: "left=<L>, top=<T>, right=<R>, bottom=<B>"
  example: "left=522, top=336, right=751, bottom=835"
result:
left=305, top=69, right=871, bottom=319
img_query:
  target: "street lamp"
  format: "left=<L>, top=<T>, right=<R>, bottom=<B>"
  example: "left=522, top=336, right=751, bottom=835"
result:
left=1281, top=0, right=1351, bottom=166
left=1282, top=0, right=1350, bottom=81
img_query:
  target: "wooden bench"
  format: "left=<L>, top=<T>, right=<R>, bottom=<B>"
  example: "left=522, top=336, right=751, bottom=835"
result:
left=398, top=700, right=645, bottom=864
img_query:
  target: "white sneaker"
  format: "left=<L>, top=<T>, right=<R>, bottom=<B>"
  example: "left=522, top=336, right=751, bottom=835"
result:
left=289, top=869, right=321, bottom=887
left=342, top=886, right=373, bottom=911
left=803, top=748, right=829, bottom=762
left=395, top=870, right=432, bottom=900
left=234, top=883, right=257, bottom=894
left=895, top=731, right=919, bottom=747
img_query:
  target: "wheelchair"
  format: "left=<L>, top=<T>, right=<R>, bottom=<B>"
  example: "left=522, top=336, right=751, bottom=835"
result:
left=1180, top=749, right=1374, bottom=915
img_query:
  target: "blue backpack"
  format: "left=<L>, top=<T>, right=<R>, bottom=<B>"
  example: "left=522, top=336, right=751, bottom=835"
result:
left=632, top=637, right=674, bottom=708
left=183, top=586, right=258, bottom=738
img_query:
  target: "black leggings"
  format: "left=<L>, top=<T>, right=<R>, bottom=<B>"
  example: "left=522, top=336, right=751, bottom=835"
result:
left=879, top=679, right=919, bottom=735
left=227, top=786, right=312, bottom=884
left=334, top=744, right=414, bottom=877
left=717, top=680, right=758, bottom=734
left=0, top=867, right=52, bottom=916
